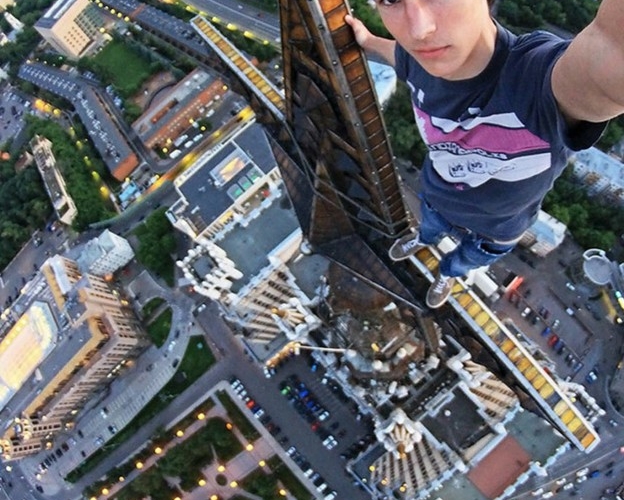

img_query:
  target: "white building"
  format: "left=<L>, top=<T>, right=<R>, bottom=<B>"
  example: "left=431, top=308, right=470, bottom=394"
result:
left=572, top=147, right=624, bottom=205
left=3, top=11, right=22, bottom=32
left=520, top=210, right=567, bottom=257
left=76, top=230, right=134, bottom=277
left=30, top=135, right=78, bottom=227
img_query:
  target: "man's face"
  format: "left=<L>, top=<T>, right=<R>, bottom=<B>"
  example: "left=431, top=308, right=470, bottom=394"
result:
left=375, top=0, right=497, bottom=81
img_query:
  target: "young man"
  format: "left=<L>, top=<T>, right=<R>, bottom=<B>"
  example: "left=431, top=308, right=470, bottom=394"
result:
left=345, top=0, right=624, bottom=309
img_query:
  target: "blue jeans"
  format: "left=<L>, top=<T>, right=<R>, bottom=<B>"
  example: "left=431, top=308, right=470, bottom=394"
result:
left=418, top=198, right=517, bottom=278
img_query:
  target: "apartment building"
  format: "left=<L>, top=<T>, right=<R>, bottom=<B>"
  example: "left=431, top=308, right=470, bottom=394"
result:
left=0, top=254, right=147, bottom=461
left=35, top=0, right=104, bottom=59
left=76, top=229, right=134, bottom=277
left=30, top=135, right=78, bottom=227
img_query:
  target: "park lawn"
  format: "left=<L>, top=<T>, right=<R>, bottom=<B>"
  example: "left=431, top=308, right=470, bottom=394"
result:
left=93, top=39, right=152, bottom=96
left=146, top=307, right=171, bottom=347
left=217, top=391, right=261, bottom=441
left=142, top=297, right=165, bottom=318
left=267, top=455, right=314, bottom=500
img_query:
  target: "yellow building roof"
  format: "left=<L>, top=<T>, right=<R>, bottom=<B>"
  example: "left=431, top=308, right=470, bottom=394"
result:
left=0, top=301, right=57, bottom=411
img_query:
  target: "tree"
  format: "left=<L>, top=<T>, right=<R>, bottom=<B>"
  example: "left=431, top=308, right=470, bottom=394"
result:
left=383, top=83, right=426, bottom=165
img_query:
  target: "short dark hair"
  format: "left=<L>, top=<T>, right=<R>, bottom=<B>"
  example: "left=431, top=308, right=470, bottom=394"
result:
left=488, top=0, right=496, bottom=8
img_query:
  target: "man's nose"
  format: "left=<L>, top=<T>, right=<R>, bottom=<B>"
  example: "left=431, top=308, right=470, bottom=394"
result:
left=405, top=0, right=437, bottom=40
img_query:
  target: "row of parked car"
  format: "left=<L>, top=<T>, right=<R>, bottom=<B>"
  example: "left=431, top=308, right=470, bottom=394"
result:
left=230, top=377, right=267, bottom=420
left=230, top=376, right=337, bottom=498
left=286, top=445, right=337, bottom=499
left=279, top=375, right=340, bottom=448
left=540, top=326, right=584, bottom=375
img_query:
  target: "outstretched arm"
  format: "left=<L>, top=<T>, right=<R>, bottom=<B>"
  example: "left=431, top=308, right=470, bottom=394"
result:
left=552, top=0, right=624, bottom=124
left=345, top=14, right=396, bottom=66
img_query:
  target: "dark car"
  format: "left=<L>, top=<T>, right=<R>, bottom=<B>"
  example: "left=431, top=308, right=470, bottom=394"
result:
left=585, top=368, right=598, bottom=384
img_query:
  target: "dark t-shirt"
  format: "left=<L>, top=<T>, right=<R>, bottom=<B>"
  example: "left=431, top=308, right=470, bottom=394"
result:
left=395, top=23, right=606, bottom=240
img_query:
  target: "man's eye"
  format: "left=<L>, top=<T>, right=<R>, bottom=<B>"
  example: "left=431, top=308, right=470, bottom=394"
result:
left=378, top=0, right=400, bottom=6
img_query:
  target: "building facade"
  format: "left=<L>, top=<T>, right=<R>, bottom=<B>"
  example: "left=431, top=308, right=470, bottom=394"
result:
left=34, top=0, right=104, bottom=59
left=30, top=135, right=78, bottom=227
left=76, top=229, right=134, bottom=277
left=0, top=255, right=147, bottom=461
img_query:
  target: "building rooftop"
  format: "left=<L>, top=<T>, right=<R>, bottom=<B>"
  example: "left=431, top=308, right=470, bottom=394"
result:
left=574, top=147, right=624, bottom=187
left=35, top=0, right=79, bottom=30
left=18, top=62, right=137, bottom=178
left=218, top=195, right=300, bottom=292
left=422, top=388, right=489, bottom=453
left=0, top=301, right=58, bottom=411
left=176, top=123, right=279, bottom=229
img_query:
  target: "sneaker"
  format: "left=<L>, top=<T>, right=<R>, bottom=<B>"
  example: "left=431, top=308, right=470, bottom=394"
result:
left=426, top=274, right=455, bottom=309
left=388, top=232, right=425, bottom=261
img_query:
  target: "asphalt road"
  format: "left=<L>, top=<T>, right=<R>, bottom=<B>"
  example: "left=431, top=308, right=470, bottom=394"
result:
left=188, top=0, right=280, bottom=45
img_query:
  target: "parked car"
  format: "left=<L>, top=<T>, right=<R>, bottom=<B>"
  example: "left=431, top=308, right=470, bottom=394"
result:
left=585, top=368, right=598, bottom=384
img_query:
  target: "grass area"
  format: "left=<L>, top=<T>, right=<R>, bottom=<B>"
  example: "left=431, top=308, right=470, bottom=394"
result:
left=216, top=391, right=261, bottom=441
left=239, top=458, right=314, bottom=500
left=267, top=455, right=314, bottom=500
left=241, top=467, right=279, bottom=500
left=142, top=297, right=165, bottom=318
left=66, top=337, right=215, bottom=483
left=146, top=307, right=171, bottom=347
left=98, top=417, right=241, bottom=499
left=92, top=39, right=153, bottom=97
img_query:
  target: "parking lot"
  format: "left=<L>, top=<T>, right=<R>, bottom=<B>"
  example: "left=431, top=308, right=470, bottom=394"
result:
left=229, top=351, right=373, bottom=500
left=0, top=83, right=30, bottom=148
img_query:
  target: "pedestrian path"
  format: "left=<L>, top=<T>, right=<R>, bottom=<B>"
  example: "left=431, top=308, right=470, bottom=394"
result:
left=96, top=382, right=309, bottom=500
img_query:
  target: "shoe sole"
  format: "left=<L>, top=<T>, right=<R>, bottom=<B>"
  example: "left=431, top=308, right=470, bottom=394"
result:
left=388, top=244, right=426, bottom=262
left=425, top=297, right=448, bottom=309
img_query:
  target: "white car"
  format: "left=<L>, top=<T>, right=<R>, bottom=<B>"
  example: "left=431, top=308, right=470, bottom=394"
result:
left=316, top=482, right=328, bottom=493
left=324, top=492, right=337, bottom=500
left=286, top=446, right=297, bottom=457
left=322, top=435, right=338, bottom=450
